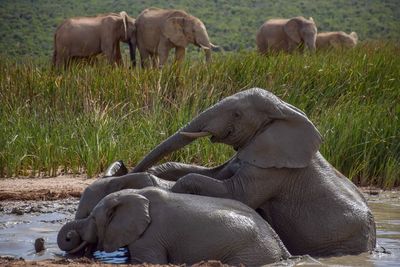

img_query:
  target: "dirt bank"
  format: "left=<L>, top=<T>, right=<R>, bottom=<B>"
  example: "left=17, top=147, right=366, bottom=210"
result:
left=0, top=175, right=96, bottom=201
left=0, top=175, right=387, bottom=201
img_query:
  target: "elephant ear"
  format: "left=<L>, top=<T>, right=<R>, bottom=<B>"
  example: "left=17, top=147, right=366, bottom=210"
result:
left=162, top=17, right=188, bottom=47
left=238, top=92, right=322, bottom=168
left=92, top=190, right=151, bottom=252
left=284, top=18, right=302, bottom=44
left=350, top=32, right=358, bottom=42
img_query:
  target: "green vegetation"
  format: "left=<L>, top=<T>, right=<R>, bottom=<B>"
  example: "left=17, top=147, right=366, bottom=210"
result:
left=0, top=0, right=399, bottom=58
left=1, top=42, right=399, bottom=188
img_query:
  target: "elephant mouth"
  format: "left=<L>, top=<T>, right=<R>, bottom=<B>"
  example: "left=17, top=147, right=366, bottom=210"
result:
left=66, top=240, right=89, bottom=254
left=210, top=129, right=232, bottom=143
left=180, top=128, right=233, bottom=143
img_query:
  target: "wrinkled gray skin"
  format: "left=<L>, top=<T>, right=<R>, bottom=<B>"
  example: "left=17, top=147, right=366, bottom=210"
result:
left=59, top=188, right=290, bottom=266
left=135, top=8, right=217, bottom=67
left=256, top=17, right=317, bottom=54
left=74, top=172, right=172, bottom=220
left=131, top=88, right=376, bottom=257
left=53, top=12, right=136, bottom=68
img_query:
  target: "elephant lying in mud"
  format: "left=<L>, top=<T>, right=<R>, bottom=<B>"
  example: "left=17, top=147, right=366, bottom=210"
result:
left=58, top=187, right=290, bottom=266
left=53, top=12, right=136, bottom=68
left=130, top=88, right=376, bottom=257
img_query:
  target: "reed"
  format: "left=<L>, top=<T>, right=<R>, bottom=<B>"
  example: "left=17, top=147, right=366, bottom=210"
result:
left=0, top=41, right=398, bottom=188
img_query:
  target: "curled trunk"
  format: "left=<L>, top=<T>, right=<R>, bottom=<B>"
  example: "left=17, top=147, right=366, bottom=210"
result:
left=57, top=220, right=87, bottom=253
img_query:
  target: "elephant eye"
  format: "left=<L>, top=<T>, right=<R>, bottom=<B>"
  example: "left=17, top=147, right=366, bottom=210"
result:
left=233, top=111, right=241, bottom=118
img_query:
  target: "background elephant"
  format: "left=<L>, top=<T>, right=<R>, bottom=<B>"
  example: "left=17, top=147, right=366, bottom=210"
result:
left=53, top=12, right=136, bottom=68
left=58, top=187, right=290, bottom=266
left=132, top=88, right=376, bottom=257
left=256, top=16, right=317, bottom=54
left=316, top=31, right=358, bottom=49
left=135, top=8, right=217, bottom=67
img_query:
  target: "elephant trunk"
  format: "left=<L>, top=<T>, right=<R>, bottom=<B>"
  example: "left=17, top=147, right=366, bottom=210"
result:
left=204, top=48, right=212, bottom=63
left=57, top=220, right=88, bottom=254
left=128, top=41, right=136, bottom=68
left=132, top=110, right=211, bottom=172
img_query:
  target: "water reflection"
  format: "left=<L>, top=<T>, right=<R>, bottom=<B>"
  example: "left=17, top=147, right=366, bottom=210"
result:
left=0, top=190, right=399, bottom=266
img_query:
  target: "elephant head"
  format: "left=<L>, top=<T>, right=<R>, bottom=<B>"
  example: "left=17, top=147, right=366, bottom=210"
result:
left=120, top=11, right=137, bottom=67
left=133, top=88, right=322, bottom=172
left=343, top=32, right=358, bottom=48
left=162, top=16, right=217, bottom=62
left=284, top=17, right=317, bottom=52
left=58, top=189, right=150, bottom=254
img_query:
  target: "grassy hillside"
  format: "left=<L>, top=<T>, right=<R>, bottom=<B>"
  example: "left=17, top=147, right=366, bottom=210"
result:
left=0, top=0, right=399, bottom=58
left=1, top=42, right=399, bottom=187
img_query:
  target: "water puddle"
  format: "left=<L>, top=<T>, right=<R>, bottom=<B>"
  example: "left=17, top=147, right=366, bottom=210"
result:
left=0, top=191, right=399, bottom=266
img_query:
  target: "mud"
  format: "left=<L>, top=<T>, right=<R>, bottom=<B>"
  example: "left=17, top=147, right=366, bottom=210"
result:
left=0, top=257, right=234, bottom=267
left=0, top=176, right=95, bottom=201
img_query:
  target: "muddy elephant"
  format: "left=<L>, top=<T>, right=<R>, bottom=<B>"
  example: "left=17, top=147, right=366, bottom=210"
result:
left=316, top=31, right=358, bottom=49
left=53, top=12, right=136, bottom=68
left=130, top=88, right=376, bottom=257
left=135, top=8, right=217, bottom=67
left=256, top=17, right=317, bottom=54
left=58, top=187, right=290, bottom=266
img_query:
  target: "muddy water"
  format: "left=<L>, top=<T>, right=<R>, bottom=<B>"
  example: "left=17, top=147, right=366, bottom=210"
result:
left=0, top=191, right=399, bottom=266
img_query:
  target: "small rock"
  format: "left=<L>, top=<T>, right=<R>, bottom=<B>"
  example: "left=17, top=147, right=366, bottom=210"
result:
left=11, top=207, right=24, bottom=215
left=34, top=238, right=45, bottom=253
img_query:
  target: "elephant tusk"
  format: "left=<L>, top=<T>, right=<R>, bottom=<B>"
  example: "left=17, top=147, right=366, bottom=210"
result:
left=67, top=240, right=88, bottom=254
left=210, top=43, right=219, bottom=49
left=199, top=44, right=210, bottom=50
left=180, top=131, right=210, bottom=138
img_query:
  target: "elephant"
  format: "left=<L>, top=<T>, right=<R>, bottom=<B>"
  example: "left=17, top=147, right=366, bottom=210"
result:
left=316, top=31, right=358, bottom=49
left=256, top=17, right=317, bottom=54
left=130, top=88, right=376, bottom=257
left=53, top=12, right=136, bottom=68
left=58, top=187, right=290, bottom=266
left=135, top=8, right=217, bottom=68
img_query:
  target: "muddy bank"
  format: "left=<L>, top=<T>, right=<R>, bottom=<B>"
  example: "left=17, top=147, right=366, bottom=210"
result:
left=0, top=176, right=96, bottom=201
left=0, top=257, right=234, bottom=267
left=0, top=175, right=392, bottom=201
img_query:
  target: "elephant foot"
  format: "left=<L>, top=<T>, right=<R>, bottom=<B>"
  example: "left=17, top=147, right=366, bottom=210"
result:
left=103, top=160, right=128, bottom=178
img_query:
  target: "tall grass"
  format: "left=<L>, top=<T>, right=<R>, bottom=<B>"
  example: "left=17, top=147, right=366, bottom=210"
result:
left=0, top=41, right=399, bottom=188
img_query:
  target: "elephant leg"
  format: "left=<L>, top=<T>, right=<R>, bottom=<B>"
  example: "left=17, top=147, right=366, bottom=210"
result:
left=148, top=157, right=237, bottom=181
left=150, top=54, right=159, bottom=68
left=139, top=49, right=151, bottom=68
left=175, top=47, right=186, bottom=63
left=102, top=43, right=117, bottom=65
left=171, top=173, right=232, bottom=199
left=114, top=42, right=122, bottom=66
left=157, top=41, right=171, bottom=67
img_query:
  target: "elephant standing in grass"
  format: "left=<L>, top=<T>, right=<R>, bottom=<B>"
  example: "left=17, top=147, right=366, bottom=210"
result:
left=316, top=31, right=358, bottom=49
left=256, top=17, right=317, bottom=54
left=53, top=12, right=136, bottom=68
left=58, top=187, right=290, bottom=266
left=135, top=8, right=217, bottom=67
left=130, top=88, right=376, bottom=257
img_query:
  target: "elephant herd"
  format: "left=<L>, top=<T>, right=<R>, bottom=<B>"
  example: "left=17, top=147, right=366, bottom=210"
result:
left=58, top=88, right=376, bottom=266
left=53, top=8, right=358, bottom=68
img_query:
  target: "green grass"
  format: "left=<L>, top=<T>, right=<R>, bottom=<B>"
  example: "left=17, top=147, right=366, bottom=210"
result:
left=1, top=0, right=399, bottom=57
left=0, top=41, right=399, bottom=188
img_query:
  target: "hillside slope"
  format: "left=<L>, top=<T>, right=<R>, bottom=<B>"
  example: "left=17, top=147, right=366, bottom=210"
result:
left=0, top=0, right=399, bottom=57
